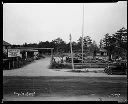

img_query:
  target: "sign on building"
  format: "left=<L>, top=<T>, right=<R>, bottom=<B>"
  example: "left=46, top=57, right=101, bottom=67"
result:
left=8, top=49, right=20, bottom=57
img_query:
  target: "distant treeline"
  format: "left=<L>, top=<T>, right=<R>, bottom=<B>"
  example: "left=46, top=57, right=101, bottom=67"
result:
left=12, top=27, right=127, bottom=60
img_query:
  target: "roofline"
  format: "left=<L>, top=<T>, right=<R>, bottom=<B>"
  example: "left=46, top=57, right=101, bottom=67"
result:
left=3, top=40, right=11, bottom=46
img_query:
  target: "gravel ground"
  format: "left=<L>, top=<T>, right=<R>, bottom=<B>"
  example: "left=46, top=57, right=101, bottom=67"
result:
left=3, top=57, right=127, bottom=77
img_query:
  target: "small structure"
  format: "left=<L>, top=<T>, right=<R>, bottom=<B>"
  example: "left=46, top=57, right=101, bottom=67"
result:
left=3, top=41, right=11, bottom=52
left=3, top=41, right=12, bottom=70
left=15, top=47, right=38, bottom=59
left=96, top=48, right=108, bottom=61
left=3, top=40, right=11, bottom=49
left=3, top=40, right=12, bottom=58
left=99, top=48, right=107, bottom=56
left=15, top=47, right=54, bottom=61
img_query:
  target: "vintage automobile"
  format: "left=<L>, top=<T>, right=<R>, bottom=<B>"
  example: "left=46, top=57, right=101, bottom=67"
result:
left=104, top=61, right=127, bottom=75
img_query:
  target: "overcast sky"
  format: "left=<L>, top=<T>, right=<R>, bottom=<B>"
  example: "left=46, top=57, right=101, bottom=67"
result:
left=3, top=2, right=127, bottom=45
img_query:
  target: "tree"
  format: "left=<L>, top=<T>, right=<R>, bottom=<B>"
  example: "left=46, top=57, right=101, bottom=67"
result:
left=52, top=37, right=66, bottom=53
left=89, top=41, right=99, bottom=58
left=72, top=41, right=77, bottom=52
left=52, top=37, right=64, bottom=44
left=113, top=27, right=127, bottom=59
left=102, top=27, right=127, bottom=60
left=84, top=36, right=92, bottom=47
left=102, top=33, right=114, bottom=60
left=99, top=39, right=104, bottom=48
left=23, top=42, right=28, bottom=47
left=77, top=36, right=92, bottom=52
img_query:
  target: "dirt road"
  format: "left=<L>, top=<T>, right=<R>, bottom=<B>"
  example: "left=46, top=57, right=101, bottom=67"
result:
left=3, top=57, right=127, bottom=77
left=3, top=57, right=127, bottom=101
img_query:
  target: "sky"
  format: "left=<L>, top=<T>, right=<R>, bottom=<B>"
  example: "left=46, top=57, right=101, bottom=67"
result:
left=3, top=2, right=127, bottom=45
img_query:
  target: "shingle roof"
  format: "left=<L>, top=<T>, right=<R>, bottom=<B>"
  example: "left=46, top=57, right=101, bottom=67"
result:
left=3, top=41, right=11, bottom=46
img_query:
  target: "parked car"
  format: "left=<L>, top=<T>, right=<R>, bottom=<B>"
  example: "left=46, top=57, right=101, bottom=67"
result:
left=104, top=61, right=127, bottom=75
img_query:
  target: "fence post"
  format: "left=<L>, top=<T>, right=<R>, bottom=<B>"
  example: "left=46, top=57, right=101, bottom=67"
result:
left=9, top=60, right=10, bottom=70
left=13, top=58, right=15, bottom=69
left=26, top=51, right=27, bottom=59
left=17, top=57, right=18, bottom=68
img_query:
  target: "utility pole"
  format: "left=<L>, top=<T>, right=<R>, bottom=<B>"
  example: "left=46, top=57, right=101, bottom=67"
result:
left=82, top=3, right=84, bottom=69
left=70, top=34, right=74, bottom=70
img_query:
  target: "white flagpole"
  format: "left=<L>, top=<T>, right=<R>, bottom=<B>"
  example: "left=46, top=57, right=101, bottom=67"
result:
left=82, top=4, right=84, bottom=69
left=70, top=34, right=74, bottom=70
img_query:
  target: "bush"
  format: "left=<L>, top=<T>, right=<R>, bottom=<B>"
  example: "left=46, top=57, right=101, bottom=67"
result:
left=50, top=62, right=64, bottom=69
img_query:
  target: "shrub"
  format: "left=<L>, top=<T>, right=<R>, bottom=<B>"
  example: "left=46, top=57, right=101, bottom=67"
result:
left=50, top=62, right=64, bottom=69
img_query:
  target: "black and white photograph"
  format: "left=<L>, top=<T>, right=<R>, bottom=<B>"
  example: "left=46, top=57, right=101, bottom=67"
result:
left=3, top=1, right=127, bottom=102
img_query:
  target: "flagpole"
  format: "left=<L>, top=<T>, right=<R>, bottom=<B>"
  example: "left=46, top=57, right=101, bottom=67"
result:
left=70, top=34, right=74, bottom=70
left=82, top=4, right=84, bottom=69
